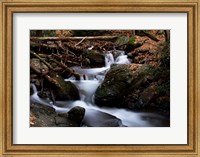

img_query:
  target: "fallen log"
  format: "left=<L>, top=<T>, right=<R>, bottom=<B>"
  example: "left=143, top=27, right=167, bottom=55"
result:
left=30, top=36, right=118, bottom=41
left=142, top=31, right=159, bottom=42
left=30, top=41, right=58, bottom=49
left=135, top=30, right=159, bottom=42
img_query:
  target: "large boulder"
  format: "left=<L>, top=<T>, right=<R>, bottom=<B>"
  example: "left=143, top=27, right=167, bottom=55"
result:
left=94, top=64, right=146, bottom=107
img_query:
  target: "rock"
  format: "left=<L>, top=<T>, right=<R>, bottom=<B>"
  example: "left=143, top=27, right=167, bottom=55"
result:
left=55, top=116, right=79, bottom=127
left=30, top=103, right=57, bottom=127
left=56, top=81, right=80, bottom=101
left=30, top=58, right=80, bottom=101
left=30, top=58, right=49, bottom=75
left=67, top=106, right=85, bottom=124
left=138, top=83, right=158, bottom=107
left=56, top=106, right=85, bottom=126
left=55, top=116, right=70, bottom=126
left=82, top=109, right=124, bottom=127
left=83, top=50, right=105, bottom=67
left=30, top=103, right=85, bottom=127
left=30, top=58, right=80, bottom=100
left=154, top=96, right=170, bottom=115
left=94, top=64, right=146, bottom=107
left=46, top=71, right=80, bottom=101
left=111, top=50, right=124, bottom=60
left=129, top=83, right=158, bottom=109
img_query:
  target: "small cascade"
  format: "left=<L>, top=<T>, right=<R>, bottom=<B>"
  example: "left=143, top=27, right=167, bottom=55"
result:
left=72, top=66, right=109, bottom=81
left=30, top=50, right=168, bottom=127
left=115, top=55, right=131, bottom=64
left=71, top=50, right=130, bottom=80
left=31, top=84, right=53, bottom=108
left=105, top=51, right=115, bottom=67
left=66, top=80, right=101, bottom=102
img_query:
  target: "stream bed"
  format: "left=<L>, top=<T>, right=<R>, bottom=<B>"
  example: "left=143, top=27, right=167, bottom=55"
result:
left=31, top=50, right=170, bottom=127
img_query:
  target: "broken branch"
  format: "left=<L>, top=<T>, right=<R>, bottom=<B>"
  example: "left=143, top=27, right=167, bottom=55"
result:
left=49, top=58, right=80, bottom=80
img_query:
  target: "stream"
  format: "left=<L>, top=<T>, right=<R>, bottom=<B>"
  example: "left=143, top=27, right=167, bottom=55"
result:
left=31, top=50, right=169, bottom=127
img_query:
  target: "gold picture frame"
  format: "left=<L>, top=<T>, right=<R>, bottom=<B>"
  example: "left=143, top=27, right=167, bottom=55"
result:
left=0, top=0, right=199, bottom=156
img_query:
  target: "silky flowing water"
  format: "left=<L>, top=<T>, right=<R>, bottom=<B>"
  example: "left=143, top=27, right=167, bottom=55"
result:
left=31, top=50, right=169, bottom=127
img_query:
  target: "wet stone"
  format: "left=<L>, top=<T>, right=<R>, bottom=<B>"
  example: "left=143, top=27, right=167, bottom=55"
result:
left=94, top=64, right=146, bottom=107
left=68, top=106, right=86, bottom=124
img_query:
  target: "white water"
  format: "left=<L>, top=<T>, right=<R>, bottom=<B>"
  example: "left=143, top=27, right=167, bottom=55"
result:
left=105, top=51, right=115, bottom=67
left=31, top=83, right=167, bottom=127
left=71, top=50, right=129, bottom=80
left=31, top=50, right=169, bottom=127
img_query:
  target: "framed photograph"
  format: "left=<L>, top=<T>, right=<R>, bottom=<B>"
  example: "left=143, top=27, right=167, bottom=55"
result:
left=0, top=0, right=199, bottom=156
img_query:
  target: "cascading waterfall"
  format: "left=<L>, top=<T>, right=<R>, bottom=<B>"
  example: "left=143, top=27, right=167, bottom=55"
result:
left=105, top=51, right=115, bottom=67
left=31, top=50, right=168, bottom=127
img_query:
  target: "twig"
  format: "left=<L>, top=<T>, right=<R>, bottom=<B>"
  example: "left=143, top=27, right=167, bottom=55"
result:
left=75, top=36, right=87, bottom=47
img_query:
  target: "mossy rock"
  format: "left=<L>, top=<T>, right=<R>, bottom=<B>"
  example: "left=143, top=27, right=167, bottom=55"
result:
left=94, top=64, right=146, bottom=107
